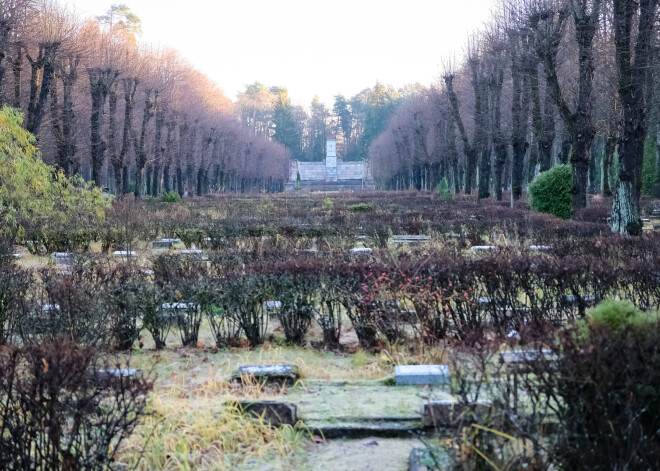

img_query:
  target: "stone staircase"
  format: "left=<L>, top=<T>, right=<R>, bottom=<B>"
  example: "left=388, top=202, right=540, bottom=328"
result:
left=285, top=180, right=376, bottom=192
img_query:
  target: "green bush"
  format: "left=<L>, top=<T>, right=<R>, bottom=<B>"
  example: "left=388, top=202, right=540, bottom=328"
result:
left=528, top=164, right=572, bottom=219
left=348, top=202, right=373, bottom=213
left=323, top=198, right=334, bottom=210
left=586, top=299, right=658, bottom=334
left=161, top=190, right=182, bottom=203
left=436, top=178, right=452, bottom=201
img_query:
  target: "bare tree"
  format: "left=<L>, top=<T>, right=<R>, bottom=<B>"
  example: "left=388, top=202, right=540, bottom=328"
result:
left=610, top=0, right=659, bottom=234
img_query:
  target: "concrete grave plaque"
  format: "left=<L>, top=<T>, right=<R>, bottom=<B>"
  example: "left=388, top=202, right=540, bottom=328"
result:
left=233, top=364, right=299, bottom=386
left=395, top=365, right=450, bottom=386
left=499, top=349, right=557, bottom=364
left=52, top=252, right=73, bottom=265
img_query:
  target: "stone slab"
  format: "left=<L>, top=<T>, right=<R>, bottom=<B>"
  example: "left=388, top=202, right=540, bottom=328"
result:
left=233, top=401, right=297, bottom=426
left=233, top=364, right=299, bottom=386
left=350, top=247, right=373, bottom=255
left=392, top=235, right=430, bottom=244
left=94, top=368, right=143, bottom=387
left=161, top=302, right=198, bottom=310
left=113, top=251, right=136, bottom=257
left=152, top=240, right=173, bottom=249
left=52, top=252, right=74, bottom=265
left=499, top=349, right=557, bottom=364
left=395, top=365, right=450, bottom=386
left=97, top=368, right=141, bottom=379
left=13, top=253, right=23, bottom=259
left=470, top=246, right=496, bottom=251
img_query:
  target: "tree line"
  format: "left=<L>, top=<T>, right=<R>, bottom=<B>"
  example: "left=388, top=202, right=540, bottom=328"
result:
left=0, top=1, right=290, bottom=196
left=237, top=81, right=405, bottom=163
left=370, top=0, right=660, bottom=235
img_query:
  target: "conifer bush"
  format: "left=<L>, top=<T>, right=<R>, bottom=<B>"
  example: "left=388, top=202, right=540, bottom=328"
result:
left=528, top=164, right=572, bottom=219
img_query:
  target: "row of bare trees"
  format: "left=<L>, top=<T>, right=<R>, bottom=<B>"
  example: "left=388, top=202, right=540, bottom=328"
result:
left=370, top=0, right=660, bottom=235
left=0, top=1, right=289, bottom=196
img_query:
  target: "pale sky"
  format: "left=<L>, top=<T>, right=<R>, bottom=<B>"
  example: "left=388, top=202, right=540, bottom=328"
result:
left=61, top=0, right=495, bottom=107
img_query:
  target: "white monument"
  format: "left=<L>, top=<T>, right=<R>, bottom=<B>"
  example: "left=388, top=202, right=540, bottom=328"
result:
left=326, top=139, right=338, bottom=181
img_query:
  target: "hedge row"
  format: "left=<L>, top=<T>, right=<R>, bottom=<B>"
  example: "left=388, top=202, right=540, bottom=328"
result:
left=2, top=252, right=659, bottom=351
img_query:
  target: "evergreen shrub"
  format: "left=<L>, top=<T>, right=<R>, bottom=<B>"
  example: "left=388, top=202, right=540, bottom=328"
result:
left=528, top=164, right=572, bottom=219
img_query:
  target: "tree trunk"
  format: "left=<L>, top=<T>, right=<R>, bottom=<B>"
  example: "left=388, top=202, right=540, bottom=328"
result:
left=611, top=0, right=658, bottom=234
left=88, top=68, right=118, bottom=187
left=444, top=74, right=474, bottom=194
left=510, top=41, right=531, bottom=201
left=26, top=42, right=59, bottom=136
left=11, top=42, right=22, bottom=108
left=119, top=78, right=138, bottom=195
left=107, top=84, right=120, bottom=194
left=133, top=90, right=156, bottom=198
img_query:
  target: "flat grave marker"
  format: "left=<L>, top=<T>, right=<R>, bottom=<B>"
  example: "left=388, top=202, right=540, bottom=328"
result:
left=233, top=364, right=299, bottom=386
left=394, top=365, right=450, bottom=386
left=52, top=252, right=73, bottom=265
left=391, top=235, right=430, bottom=244
left=499, top=349, right=557, bottom=364
left=470, top=246, right=496, bottom=251
left=113, top=250, right=136, bottom=257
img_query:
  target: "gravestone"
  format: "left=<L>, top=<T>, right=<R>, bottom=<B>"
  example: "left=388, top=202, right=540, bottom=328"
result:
left=160, top=302, right=198, bottom=324
left=181, top=249, right=204, bottom=257
left=52, top=252, right=73, bottom=265
left=263, top=300, right=282, bottom=316
left=394, top=365, right=450, bottom=386
left=13, top=253, right=23, bottom=259
left=94, top=368, right=143, bottom=387
left=233, top=364, right=299, bottom=386
left=113, top=250, right=136, bottom=257
left=232, top=401, right=297, bottom=426
left=530, top=245, right=551, bottom=250
left=470, top=246, right=496, bottom=251
left=350, top=247, right=373, bottom=255
left=391, top=235, right=430, bottom=244
left=499, top=349, right=557, bottom=364
left=96, top=368, right=142, bottom=380
left=153, top=240, right=174, bottom=249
